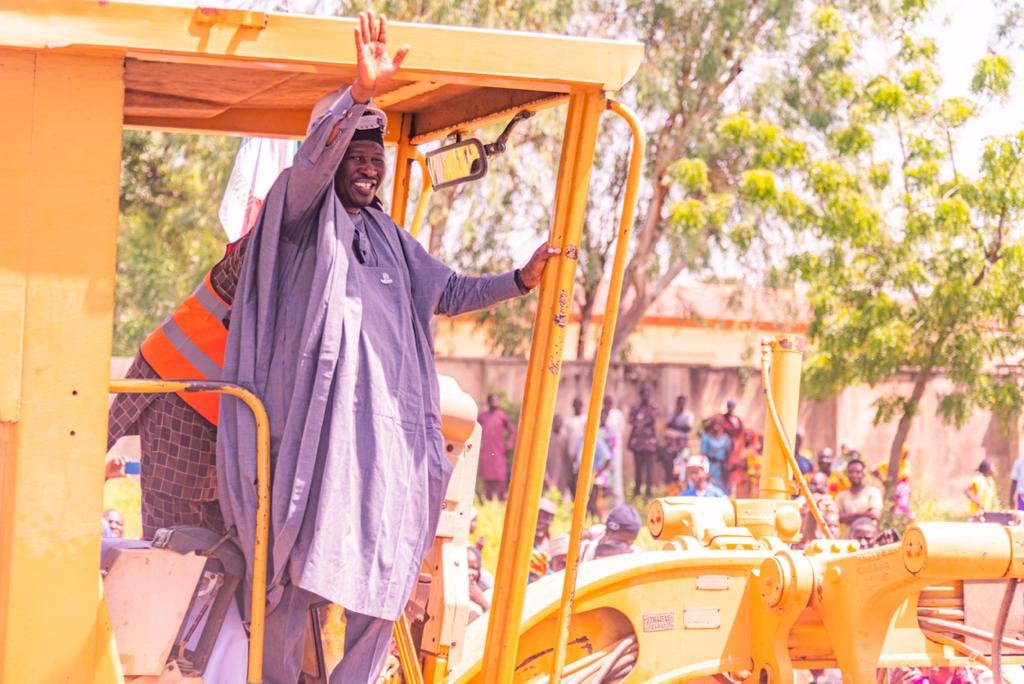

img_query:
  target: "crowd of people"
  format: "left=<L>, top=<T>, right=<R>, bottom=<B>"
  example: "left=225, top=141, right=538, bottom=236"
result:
left=477, top=389, right=766, bottom=513
left=465, top=498, right=645, bottom=623
left=474, top=387, right=1024, bottom=558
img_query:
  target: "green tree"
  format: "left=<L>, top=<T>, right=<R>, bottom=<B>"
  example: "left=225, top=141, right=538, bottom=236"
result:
left=603, top=0, right=929, bottom=357
left=115, top=132, right=238, bottom=354
left=713, top=6, right=1024, bottom=500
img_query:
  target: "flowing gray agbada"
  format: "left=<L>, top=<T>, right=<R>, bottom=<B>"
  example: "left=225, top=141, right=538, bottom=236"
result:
left=217, top=89, right=521, bottom=620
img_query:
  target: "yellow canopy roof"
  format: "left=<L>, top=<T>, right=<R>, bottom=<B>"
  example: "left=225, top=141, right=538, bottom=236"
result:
left=0, top=1, right=644, bottom=141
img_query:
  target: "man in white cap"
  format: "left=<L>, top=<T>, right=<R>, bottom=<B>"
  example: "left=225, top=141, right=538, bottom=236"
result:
left=680, top=454, right=726, bottom=498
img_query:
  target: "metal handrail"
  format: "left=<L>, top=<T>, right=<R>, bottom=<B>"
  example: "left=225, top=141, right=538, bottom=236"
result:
left=547, top=99, right=646, bottom=681
left=108, top=378, right=271, bottom=684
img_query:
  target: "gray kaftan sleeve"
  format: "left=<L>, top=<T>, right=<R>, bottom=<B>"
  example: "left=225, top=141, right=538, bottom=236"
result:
left=282, top=88, right=369, bottom=228
left=391, top=224, right=523, bottom=316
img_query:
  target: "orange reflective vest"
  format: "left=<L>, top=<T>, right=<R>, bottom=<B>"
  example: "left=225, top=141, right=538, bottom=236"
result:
left=140, top=272, right=229, bottom=425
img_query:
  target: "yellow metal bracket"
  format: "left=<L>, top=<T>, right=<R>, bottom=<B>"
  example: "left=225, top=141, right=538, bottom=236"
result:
left=108, top=378, right=271, bottom=684
left=192, top=7, right=268, bottom=30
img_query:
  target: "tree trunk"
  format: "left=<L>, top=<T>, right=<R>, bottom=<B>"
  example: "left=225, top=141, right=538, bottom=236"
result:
left=883, top=370, right=931, bottom=510
left=610, top=182, right=670, bottom=356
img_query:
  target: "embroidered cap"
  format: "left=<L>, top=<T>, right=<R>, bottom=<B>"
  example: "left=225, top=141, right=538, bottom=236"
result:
left=307, top=88, right=388, bottom=142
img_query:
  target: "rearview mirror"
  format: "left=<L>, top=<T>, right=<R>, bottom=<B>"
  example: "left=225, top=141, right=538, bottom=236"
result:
left=424, top=138, right=488, bottom=190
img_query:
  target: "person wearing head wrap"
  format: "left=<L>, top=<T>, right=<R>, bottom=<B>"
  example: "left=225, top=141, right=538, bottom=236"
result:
left=216, top=12, right=559, bottom=682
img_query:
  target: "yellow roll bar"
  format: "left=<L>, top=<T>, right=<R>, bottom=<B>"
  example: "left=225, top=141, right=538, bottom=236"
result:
left=481, top=90, right=606, bottom=683
left=548, top=100, right=645, bottom=680
left=108, top=378, right=271, bottom=684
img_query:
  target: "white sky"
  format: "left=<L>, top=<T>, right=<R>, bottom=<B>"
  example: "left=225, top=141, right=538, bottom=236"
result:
left=928, top=0, right=1024, bottom=174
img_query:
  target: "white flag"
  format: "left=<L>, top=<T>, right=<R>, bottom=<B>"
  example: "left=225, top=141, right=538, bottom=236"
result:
left=218, top=137, right=296, bottom=241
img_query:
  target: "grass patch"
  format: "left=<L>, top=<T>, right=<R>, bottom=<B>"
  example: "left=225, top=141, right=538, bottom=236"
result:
left=473, top=489, right=664, bottom=575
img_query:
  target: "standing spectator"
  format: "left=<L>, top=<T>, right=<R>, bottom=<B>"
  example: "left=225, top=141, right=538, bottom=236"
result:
left=681, top=455, right=726, bottom=498
left=872, top=445, right=913, bottom=526
left=818, top=447, right=850, bottom=496
left=529, top=498, right=558, bottom=582
left=1011, top=450, right=1024, bottom=511
left=563, top=398, right=587, bottom=455
left=965, top=459, right=998, bottom=519
left=720, top=398, right=745, bottom=496
left=478, top=393, right=514, bottom=501
left=573, top=411, right=614, bottom=517
left=466, top=546, right=490, bottom=622
left=562, top=397, right=586, bottom=494
left=720, top=398, right=744, bottom=442
left=798, top=473, right=836, bottom=544
left=834, top=458, right=882, bottom=530
left=699, top=416, right=733, bottom=491
left=663, top=395, right=694, bottom=482
left=603, top=395, right=627, bottom=505
left=580, top=504, right=642, bottom=560
left=745, top=431, right=764, bottom=498
left=793, top=427, right=815, bottom=476
left=628, top=386, right=660, bottom=498
left=545, top=413, right=573, bottom=497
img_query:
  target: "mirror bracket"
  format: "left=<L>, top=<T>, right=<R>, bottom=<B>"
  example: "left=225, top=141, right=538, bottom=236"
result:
left=483, top=110, right=533, bottom=157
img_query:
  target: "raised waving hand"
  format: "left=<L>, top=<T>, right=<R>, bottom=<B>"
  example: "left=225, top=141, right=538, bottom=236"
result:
left=351, top=11, right=409, bottom=103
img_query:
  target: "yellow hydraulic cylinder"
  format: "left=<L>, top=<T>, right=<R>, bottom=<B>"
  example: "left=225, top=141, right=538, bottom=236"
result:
left=903, top=522, right=1024, bottom=578
left=759, top=336, right=804, bottom=501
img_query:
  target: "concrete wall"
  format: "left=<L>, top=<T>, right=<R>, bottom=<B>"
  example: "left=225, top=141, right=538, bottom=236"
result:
left=436, top=356, right=1018, bottom=509
left=110, top=355, right=1019, bottom=509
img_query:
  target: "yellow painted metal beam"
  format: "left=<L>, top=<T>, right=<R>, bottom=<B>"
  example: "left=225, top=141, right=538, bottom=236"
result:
left=390, top=113, right=415, bottom=229
left=0, top=48, right=124, bottom=683
left=410, top=154, right=433, bottom=240
left=0, top=1, right=644, bottom=93
left=481, top=89, right=605, bottom=684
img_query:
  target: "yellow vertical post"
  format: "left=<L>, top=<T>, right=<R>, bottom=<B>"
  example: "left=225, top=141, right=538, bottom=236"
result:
left=409, top=154, right=433, bottom=240
left=0, top=49, right=124, bottom=682
left=389, top=113, right=415, bottom=229
left=549, top=101, right=644, bottom=681
left=759, top=336, right=804, bottom=500
left=481, top=90, right=605, bottom=684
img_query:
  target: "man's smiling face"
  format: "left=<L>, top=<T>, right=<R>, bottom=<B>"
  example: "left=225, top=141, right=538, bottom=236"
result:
left=336, top=139, right=386, bottom=211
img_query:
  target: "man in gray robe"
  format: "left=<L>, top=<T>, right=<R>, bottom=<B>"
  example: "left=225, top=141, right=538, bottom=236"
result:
left=216, top=12, right=557, bottom=682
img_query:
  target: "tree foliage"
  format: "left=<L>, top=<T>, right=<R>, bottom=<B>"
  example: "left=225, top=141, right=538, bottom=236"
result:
left=114, top=132, right=239, bottom=355
left=713, top=3, right=1024, bottom=498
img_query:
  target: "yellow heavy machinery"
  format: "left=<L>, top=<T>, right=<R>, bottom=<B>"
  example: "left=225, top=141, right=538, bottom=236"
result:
left=2, top=2, right=1023, bottom=683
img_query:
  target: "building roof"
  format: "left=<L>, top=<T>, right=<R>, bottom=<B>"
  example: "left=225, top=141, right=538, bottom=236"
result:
left=582, top=281, right=808, bottom=332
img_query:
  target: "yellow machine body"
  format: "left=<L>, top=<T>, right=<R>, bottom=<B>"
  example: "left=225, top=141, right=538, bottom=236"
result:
left=0, top=3, right=1019, bottom=684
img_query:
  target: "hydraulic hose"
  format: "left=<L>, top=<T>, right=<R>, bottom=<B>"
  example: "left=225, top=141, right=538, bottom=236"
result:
left=992, top=579, right=1019, bottom=682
